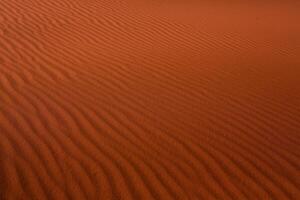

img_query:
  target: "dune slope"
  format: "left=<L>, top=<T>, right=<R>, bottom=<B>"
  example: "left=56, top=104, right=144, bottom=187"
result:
left=1, top=0, right=300, bottom=199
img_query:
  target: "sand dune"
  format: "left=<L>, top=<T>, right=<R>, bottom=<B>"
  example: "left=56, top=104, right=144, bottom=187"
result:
left=1, top=0, right=300, bottom=199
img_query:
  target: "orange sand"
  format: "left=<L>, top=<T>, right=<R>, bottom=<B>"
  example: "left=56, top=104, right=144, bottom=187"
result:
left=1, top=0, right=300, bottom=199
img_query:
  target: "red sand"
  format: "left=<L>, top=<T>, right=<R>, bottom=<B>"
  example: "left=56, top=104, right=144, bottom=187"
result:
left=1, top=0, right=300, bottom=199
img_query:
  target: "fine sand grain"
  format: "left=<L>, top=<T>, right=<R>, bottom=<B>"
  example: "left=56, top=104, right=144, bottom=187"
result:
left=1, top=0, right=300, bottom=199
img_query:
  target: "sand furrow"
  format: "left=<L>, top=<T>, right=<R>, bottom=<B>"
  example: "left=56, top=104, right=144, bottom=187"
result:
left=25, top=63, right=300, bottom=194
left=1, top=0, right=300, bottom=199
left=28, top=79, right=189, bottom=199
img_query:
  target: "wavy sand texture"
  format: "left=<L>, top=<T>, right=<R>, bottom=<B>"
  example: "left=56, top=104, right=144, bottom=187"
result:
left=1, top=0, right=300, bottom=199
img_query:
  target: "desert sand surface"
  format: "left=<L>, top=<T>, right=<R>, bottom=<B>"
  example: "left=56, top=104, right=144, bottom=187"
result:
left=1, top=0, right=300, bottom=199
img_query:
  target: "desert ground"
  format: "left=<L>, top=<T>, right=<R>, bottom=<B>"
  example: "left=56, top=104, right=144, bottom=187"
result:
left=1, top=0, right=300, bottom=199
